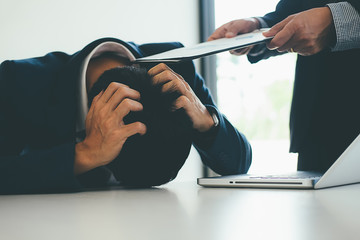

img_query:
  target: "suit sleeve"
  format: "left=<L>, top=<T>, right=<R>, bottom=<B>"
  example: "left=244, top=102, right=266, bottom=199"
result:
left=347, top=0, right=360, bottom=12
left=189, top=68, right=252, bottom=175
left=0, top=60, right=82, bottom=194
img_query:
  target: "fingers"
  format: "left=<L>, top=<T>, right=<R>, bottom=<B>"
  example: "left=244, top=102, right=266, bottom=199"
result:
left=106, top=84, right=141, bottom=111
left=148, top=62, right=175, bottom=78
left=263, top=15, right=294, bottom=38
left=88, top=90, right=103, bottom=116
left=221, top=20, right=244, bottom=38
left=207, top=20, right=241, bottom=41
left=90, top=82, right=141, bottom=120
left=149, top=63, right=184, bottom=85
left=148, top=64, right=211, bottom=132
left=208, top=18, right=259, bottom=41
left=115, top=98, right=144, bottom=120
left=208, top=25, right=230, bottom=41
left=172, top=95, right=191, bottom=111
left=86, top=90, right=103, bottom=131
left=97, top=82, right=127, bottom=103
left=98, top=82, right=140, bottom=104
left=229, top=46, right=254, bottom=56
left=122, top=121, right=147, bottom=138
left=267, top=22, right=298, bottom=50
left=276, top=35, right=298, bottom=52
left=149, top=63, right=191, bottom=96
left=264, top=15, right=297, bottom=50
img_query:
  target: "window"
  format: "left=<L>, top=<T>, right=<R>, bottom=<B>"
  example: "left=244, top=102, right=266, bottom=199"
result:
left=214, top=0, right=298, bottom=173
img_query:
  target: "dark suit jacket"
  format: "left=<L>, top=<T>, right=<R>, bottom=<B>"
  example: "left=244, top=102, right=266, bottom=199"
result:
left=0, top=38, right=251, bottom=194
left=347, top=0, right=360, bottom=11
left=249, top=0, right=360, bottom=172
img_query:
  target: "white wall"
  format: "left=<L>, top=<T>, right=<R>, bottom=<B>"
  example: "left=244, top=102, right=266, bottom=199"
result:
left=0, top=0, right=202, bottom=182
left=0, top=0, right=199, bottom=61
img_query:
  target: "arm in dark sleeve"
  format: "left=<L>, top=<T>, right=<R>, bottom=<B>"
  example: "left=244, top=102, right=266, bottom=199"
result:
left=0, top=60, right=82, bottom=194
left=190, top=71, right=252, bottom=175
left=347, top=0, right=360, bottom=12
left=0, top=141, right=82, bottom=194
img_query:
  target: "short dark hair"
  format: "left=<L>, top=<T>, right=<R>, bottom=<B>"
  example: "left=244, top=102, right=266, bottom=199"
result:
left=88, top=66, right=193, bottom=187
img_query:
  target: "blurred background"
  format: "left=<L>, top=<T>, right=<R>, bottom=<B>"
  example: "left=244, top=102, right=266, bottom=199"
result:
left=214, top=0, right=298, bottom=174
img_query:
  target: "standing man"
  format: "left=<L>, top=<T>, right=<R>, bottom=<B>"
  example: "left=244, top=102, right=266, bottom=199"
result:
left=209, top=1, right=360, bottom=173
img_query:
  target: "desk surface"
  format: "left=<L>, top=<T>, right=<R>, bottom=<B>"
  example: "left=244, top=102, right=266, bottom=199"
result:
left=1, top=182, right=359, bottom=240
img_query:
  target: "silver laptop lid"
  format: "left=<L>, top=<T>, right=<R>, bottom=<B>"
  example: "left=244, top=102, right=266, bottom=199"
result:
left=315, top=133, right=360, bottom=189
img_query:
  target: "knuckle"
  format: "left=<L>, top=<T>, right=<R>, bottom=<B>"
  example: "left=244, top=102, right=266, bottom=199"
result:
left=107, top=82, right=119, bottom=91
left=115, top=86, right=127, bottom=96
left=164, top=70, right=174, bottom=79
left=134, top=122, right=144, bottom=130
left=183, top=81, right=191, bottom=91
left=172, top=82, right=184, bottom=93
left=294, top=21, right=305, bottom=32
left=122, top=98, right=133, bottom=108
left=129, top=122, right=144, bottom=133
left=173, top=78, right=182, bottom=87
left=158, top=63, right=168, bottom=70
left=90, top=99, right=98, bottom=109
left=177, top=95, right=189, bottom=106
left=285, top=15, right=293, bottom=21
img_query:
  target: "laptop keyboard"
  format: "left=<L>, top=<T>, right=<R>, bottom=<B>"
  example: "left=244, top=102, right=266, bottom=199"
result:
left=249, top=174, right=322, bottom=180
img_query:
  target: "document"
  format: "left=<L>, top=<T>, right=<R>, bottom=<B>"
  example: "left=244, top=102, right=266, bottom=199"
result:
left=133, top=28, right=272, bottom=63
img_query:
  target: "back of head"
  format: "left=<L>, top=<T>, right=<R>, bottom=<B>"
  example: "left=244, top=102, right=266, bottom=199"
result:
left=88, top=66, right=193, bottom=187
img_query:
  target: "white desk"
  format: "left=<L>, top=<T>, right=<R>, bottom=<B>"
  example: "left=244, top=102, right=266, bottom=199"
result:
left=1, top=182, right=359, bottom=240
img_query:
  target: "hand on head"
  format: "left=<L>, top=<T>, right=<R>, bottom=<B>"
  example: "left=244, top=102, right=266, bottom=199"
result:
left=75, top=81, right=146, bottom=175
left=148, top=63, right=215, bottom=133
left=263, top=7, right=336, bottom=56
left=75, top=65, right=195, bottom=186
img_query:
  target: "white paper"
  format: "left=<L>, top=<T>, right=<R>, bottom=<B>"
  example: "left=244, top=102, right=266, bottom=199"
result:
left=134, top=28, right=272, bottom=63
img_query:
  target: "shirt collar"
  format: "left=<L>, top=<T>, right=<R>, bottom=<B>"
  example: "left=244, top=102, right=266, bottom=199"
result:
left=76, top=41, right=136, bottom=134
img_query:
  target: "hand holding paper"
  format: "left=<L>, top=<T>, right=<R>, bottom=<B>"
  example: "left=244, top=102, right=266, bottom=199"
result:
left=263, top=7, right=335, bottom=56
left=208, top=17, right=261, bottom=56
left=133, top=29, right=272, bottom=63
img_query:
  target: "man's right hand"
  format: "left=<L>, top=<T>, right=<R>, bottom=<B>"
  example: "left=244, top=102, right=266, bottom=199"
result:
left=74, top=82, right=147, bottom=175
left=208, top=18, right=260, bottom=55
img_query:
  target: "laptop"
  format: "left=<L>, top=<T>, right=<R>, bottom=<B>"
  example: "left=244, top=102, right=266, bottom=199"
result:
left=198, top=133, right=360, bottom=189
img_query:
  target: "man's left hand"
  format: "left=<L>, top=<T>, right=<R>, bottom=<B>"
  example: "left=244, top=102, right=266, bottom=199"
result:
left=148, top=63, right=215, bottom=133
left=263, top=7, right=336, bottom=56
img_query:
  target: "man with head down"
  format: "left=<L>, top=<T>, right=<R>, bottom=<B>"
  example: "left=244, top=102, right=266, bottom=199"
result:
left=0, top=38, right=252, bottom=194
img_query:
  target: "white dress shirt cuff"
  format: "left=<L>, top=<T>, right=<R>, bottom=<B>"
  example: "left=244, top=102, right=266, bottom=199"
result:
left=247, top=17, right=269, bottom=57
left=254, top=17, right=269, bottom=29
